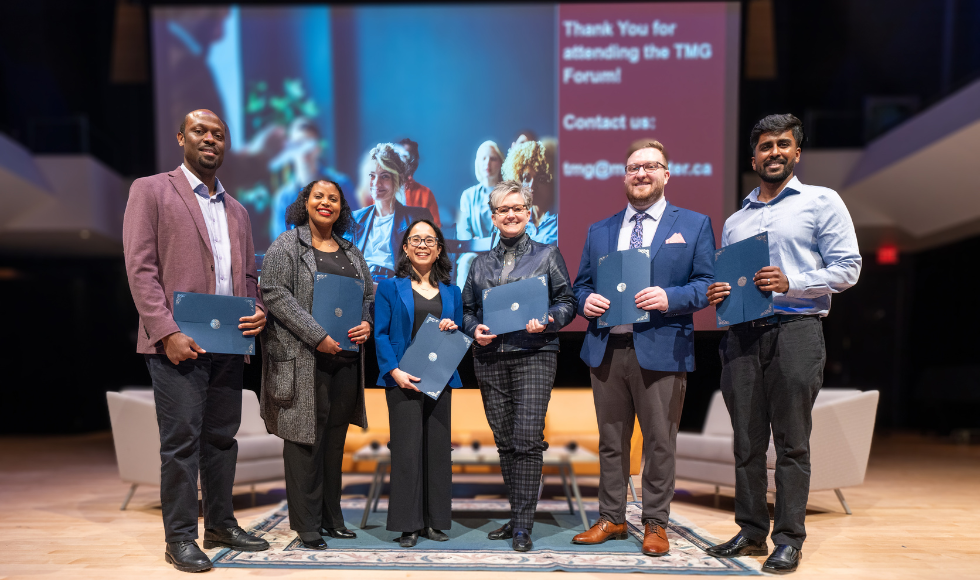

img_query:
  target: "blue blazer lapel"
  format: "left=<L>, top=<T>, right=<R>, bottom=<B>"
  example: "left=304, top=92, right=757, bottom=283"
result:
left=606, top=209, right=627, bottom=255
left=438, top=282, right=453, bottom=320
left=396, top=277, right=415, bottom=330
left=647, top=203, right=679, bottom=263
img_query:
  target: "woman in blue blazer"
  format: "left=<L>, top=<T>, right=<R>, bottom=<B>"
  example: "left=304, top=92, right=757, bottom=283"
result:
left=374, top=219, right=463, bottom=548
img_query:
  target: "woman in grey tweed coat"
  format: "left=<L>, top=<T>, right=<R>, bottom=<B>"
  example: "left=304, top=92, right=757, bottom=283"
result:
left=260, top=179, right=374, bottom=550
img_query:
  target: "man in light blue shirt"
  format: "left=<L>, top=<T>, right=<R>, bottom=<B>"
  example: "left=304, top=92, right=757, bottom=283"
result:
left=704, top=114, right=861, bottom=574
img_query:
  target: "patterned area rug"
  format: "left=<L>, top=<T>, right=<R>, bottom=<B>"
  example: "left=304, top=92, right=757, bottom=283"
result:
left=208, top=499, right=761, bottom=574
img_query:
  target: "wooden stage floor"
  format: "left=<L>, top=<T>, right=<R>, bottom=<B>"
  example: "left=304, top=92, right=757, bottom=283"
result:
left=1, top=432, right=978, bottom=579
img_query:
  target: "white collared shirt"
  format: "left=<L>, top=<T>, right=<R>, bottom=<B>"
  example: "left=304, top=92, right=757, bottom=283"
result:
left=611, top=196, right=667, bottom=334
left=180, top=164, right=233, bottom=296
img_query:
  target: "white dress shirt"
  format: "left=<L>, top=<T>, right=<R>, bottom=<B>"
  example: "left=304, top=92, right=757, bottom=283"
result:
left=611, top=196, right=667, bottom=334
left=180, top=164, right=233, bottom=296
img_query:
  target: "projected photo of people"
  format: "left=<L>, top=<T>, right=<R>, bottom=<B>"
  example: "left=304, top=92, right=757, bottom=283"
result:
left=349, top=143, right=433, bottom=283
left=454, top=140, right=504, bottom=287
left=502, top=139, right=558, bottom=246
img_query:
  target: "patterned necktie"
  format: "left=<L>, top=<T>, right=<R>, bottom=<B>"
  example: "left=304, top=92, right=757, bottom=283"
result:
left=629, top=212, right=650, bottom=249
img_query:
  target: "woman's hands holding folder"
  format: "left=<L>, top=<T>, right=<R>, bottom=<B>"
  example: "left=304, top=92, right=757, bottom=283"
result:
left=525, top=315, right=555, bottom=333
left=391, top=368, right=421, bottom=391
left=317, top=335, right=343, bottom=354
left=474, top=324, right=497, bottom=346
left=438, top=319, right=458, bottom=331
left=348, top=321, right=372, bottom=345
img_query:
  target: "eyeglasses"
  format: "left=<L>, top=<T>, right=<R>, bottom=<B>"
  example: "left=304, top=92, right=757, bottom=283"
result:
left=625, top=162, right=667, bottom=175
left=493, top=205, right=529, bottom=216
left=408, top=235, right=439, bottom=248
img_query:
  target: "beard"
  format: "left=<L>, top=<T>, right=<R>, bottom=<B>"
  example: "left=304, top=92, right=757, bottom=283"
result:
left=756, top=156, right=795, bottom=183
left=198, top=151, right=220, bottom=169
left=626, top=182, right=665, bottom=207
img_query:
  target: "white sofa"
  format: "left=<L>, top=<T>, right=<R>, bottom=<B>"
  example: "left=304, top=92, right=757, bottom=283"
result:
left=106, top=388, right=285, bottom=510
left=675, top=388, right=879, bottom=514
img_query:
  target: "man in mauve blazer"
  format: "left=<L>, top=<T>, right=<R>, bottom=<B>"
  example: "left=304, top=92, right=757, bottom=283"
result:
left=571, top=140, right=714, bottom=557
left=122, top=109, right=269, bottom=573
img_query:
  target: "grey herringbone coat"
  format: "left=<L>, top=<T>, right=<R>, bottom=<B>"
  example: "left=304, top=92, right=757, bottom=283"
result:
left=259, top=225, right=374, bottom=445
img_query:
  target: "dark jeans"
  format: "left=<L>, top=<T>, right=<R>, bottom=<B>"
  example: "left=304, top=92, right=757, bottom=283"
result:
left=145, top=353, right=244, bottom=543
left=719, top=316, right=825, bottom=549
left=282, top=353, right=357, bottom=532
left=473, top=350, right=557, bottom=530
left=385, top=386, right=453, bottom=532
left=590, top=334, right=686, bottom=527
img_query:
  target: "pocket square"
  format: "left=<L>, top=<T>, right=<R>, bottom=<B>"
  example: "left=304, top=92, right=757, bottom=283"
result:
left=665, top=232, right=686, bottom=244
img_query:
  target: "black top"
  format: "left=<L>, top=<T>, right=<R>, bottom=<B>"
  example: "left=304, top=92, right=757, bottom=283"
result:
left=412, top=288, right=442, bottom=341
left=313, top=247, right=358, bottom=277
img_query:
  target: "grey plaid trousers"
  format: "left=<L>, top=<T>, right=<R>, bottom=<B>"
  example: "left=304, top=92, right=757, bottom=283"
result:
left=473, top=349, right=557, bottom=530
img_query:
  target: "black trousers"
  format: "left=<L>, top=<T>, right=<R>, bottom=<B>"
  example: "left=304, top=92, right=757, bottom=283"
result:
left=719, top=316, right=825, bottom=549
left=282, top=353, right=358, bottom=533
left=385, top=386, right=453, bottom=532
left=590, top=335, right=686, bottom=527
left=473, top=350, right=557, bottom=530
left=146, top=353, right=243, bottom=543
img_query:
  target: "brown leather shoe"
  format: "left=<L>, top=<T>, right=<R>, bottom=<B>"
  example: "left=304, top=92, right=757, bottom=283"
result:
left=642, top=522, right=670, bottom=556
left=571, top=517, right=628, bottom=544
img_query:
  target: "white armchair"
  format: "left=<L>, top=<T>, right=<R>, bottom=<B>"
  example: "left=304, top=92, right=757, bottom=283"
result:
left=106, top=388, right=285, bottom=510
left=675, top=388, right=879, bottom=514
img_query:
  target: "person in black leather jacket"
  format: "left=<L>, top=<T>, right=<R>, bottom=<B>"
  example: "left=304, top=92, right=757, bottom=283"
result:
left=461, top=180, right=576, bottom=552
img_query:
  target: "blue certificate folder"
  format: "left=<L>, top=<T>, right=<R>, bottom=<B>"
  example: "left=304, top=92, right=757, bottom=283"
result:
left=399, top=315, right=473, bottom=400
left=172, top=292, right=256, bottom=355
left=482, top=275, right=550, bottom=335
left=714, top=232, right=774, bottom=327
left=596, top=248, right=652, bottom=328
left=311, top=273, right=365, bottom=352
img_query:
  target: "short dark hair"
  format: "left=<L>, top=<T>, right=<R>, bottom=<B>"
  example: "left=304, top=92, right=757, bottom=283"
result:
left=178, top=112, right=227, bottom=135
left=394, top=219, right=453, bottom=286
left=398, top=138, right=420, bottom=177
left=284, top=179, right=354, bottom=237
left=750, top=114, right=805, bottom=152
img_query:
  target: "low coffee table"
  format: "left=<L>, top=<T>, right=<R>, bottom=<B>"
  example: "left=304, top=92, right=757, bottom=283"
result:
left=353, top=443, right=599, bottom=529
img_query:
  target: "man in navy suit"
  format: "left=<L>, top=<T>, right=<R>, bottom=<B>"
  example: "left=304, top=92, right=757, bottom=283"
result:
left=571, top=140, right=714, bottom=557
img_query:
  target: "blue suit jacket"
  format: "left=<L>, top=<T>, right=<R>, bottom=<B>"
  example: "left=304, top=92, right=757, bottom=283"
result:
left=374, top=276, right=464, bottom=388
left=572, top=202, right=715, bottom=372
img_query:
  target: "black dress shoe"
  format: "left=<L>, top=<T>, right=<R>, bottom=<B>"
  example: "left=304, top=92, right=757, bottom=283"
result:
left=762, top=544, right=801, bottom=574
left=488, top=522, right=514, bottom=540
left=512, top=528, right=533, bottom=552
left=705, top=533, right=769, bottom=558
left=399, top=531, right=419, bottom=548
left=165, top=540, right=212, bottom=573
left=321, top=527, right=357, bottom=539
left=297, top=531, right=327, bottom=550
left=421, top=527, right=449, bottom=541
left=203, top=526, right=270, bottom=551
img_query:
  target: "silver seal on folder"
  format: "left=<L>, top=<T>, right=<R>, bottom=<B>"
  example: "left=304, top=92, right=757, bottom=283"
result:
left=510, top=302, right=519, bottom=311
left=334, top=308, right=343, bottom=317
left=737, top=276, right=747, bottom=287
left=210, top=319, right=220, bottom=329
left=428, top=352, right=438, bottom=362
left=617, top=282, right=627, bottom=293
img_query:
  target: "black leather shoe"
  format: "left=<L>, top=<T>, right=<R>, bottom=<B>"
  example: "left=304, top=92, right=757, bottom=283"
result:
left=762, top=544, right=801, bottom=574
left=202, top=526, right=270, bottom=551
left=421, top=527, right=449, bottom=541
left=165, top=541, right=212, bottom=573
left=705, top=533, right=769, bottom=558
left=488, top=522, right=514, bottom=540
left=399, top=531, right=419, bottom=548
left=321, top=527, right=357, bottom=539
left=297, top=531, right=327, bottom=550
left=512, top=528, right=533, bottom=552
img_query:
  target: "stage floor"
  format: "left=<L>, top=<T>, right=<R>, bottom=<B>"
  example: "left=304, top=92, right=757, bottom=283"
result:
left=1, top=432, right=977, bottom=579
